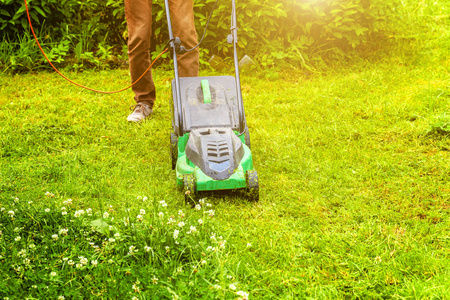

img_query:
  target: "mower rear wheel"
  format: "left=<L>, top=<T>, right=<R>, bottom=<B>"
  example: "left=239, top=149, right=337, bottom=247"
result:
left=170, top=132, right=178, bottom=170
left=246, top=170, right=259, bottom=201
left=244, top=125, right=251, bottom=149
left=183, top=174, right=196, bottom=204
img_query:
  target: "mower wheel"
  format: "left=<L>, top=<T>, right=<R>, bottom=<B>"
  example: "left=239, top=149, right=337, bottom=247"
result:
left=183, top=174, right=196, bottom=204
left=170, top=132, right=178, bottom=170
left=244, top=125, right=251, bottom=149
left=246, top=170, right=259, bottom=201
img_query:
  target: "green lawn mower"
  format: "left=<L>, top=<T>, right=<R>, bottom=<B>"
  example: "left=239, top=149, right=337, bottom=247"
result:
left=165, top=0, right=259, bottom=203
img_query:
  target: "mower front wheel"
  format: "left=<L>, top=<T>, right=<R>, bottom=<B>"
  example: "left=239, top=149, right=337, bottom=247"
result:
left=246, top=170, right=259, bottom=202
left=183, top=174, right=196, bottom=204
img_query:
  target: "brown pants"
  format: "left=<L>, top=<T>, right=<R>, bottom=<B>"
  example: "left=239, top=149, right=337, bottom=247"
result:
left=124, top=0, right=199, bottom=108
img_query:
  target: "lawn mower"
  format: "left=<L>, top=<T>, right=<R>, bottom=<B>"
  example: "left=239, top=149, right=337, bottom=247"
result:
left=164, top=0, right=259, bottom=203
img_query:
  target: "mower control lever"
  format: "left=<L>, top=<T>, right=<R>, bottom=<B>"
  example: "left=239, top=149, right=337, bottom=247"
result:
left=174, top=37, right=187, bottom=54
left=227, top=34, right=233, bottom=44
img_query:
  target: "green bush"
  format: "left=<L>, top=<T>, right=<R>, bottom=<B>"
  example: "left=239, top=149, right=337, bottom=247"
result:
left=1, top=0, right=399, bottom=71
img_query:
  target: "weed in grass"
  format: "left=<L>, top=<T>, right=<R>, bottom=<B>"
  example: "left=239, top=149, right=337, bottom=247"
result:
left=0, top=193, right=250, bottom=299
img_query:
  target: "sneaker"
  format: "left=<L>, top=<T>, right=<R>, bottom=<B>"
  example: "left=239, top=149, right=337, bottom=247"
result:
left=127, top=103, right=152, bottom=122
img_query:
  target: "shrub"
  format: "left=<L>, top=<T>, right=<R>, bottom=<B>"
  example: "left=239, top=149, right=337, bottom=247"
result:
left=1, top=0, right=399, bottom=71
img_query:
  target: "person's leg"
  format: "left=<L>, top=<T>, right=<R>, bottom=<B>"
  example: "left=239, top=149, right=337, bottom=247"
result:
left=169, top=0, right=199, bottom=77
left=125, top=0, right=155, bottom=108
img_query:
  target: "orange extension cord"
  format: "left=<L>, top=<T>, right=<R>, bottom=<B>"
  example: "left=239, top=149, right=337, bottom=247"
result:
left=24, top=0, right=168, bottom=94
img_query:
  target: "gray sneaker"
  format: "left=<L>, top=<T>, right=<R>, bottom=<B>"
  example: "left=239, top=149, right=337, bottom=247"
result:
left=127, top=103, right=153, bottom=122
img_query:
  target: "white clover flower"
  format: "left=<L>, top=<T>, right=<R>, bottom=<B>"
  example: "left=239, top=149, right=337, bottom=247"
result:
left=86, top=208, right=93, bottom=215
left=58, top=296, right=65, bottom=300
left=8, top=211, right=15, bottom=216
left=189, top=226, right=197, bottom=233
left=45, top=191, right=55, bottom=197
left=128, top=245, right=137, bottom=254
left=29, top=244, right=36, bottom=250
left=132, top=297, right=138, bottom=300
left=1, top=207, right=5, bottom=211
left=206, top=246, right=215, bottom=252
left=178, top=210, right=185, bottom=218
left=199, top=199, right=205, bottom=205
left=173, top=230, right=180, bottom=239
left=91, top=260, right=98, bottom=267
left=62, top=211, right=67, bottom=216
left=59, top=228, right=69, bottom=236
left=136, top=214, right=144, bottom=222
left=167, top=217, right=176, bottom=225
left=28, top=201, right=33, bottom=204
left=45, top=208, right=50, bottom=213
left=132, top=283, right=140, bottom=292
left=15, top=236, right=21, bottom=242
left=194, top=204, right=201, bottom=211
left=17, top=249, right=27, bottom=257
left=61, top=207, right=67, bottom=211
left=201, top=259, right=207, bottom=265
left=144, top=245, right=151, bottom=252
left=246, top=243, right=252, bottom=248
left=52, top=234, right=59, bottom=241
left=206, top=203, right=212, bottom=207
left=68, top=260, right=75, bottom=266
left=140, top=209, right=146, bottom=215
left=108, top=259, right=114, bottom=264
left=114, top=232, right=121, bottom=238
left=63, top=257, right=68, bottom=261
left=108, top=238, right=116, bottom=243
left=143, top=196, right=148, bottom=201
left=213, top=284, right=221, bottom=290
left=159, top=200, right=167, bottom=207
left=207, top=209, right=215, bottom=217
left=79, top=256, right=88, bottom=265
left=74, top=210, right=85, bottom=217
left=165, top=246, right=170, bottom=252
left=198, top=219, right=203, bottom=225
left=210, top=233, right=216, bottom=241
left=236, top=291, right=249, bottom=299
left=219, top=240, right=226, bottom=249
left=50, top=271, right=57, bottom=277
left=103, top=212, right=109, bottom=218
left=76, top=263, right=83, bottom=269
left=152, top=276, right=159, bottom=284
left=178, top=221, right=185, bottom=228
left=158, top=212, right=164, bottom=218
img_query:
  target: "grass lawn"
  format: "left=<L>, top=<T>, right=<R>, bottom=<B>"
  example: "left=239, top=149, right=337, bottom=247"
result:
left=1, top=2, right=450, bottom=299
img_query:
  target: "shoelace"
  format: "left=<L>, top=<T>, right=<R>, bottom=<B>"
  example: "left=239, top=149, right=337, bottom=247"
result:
left=130, top=103, right=150, bottom=114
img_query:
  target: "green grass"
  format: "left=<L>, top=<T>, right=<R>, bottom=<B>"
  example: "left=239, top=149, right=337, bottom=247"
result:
left=1, top=0, right=450, bottom=298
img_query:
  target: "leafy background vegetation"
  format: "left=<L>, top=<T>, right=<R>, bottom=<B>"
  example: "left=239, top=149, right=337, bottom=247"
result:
left=1, top=0, right=399, bottom=72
